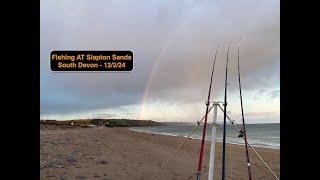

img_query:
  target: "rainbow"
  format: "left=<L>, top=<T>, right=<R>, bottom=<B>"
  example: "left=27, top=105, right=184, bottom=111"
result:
left=139, top=3, right=198, bottom=120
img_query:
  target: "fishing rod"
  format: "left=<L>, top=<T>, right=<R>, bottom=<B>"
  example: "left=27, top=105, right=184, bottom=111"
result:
left=196, top=46, right=219, bottom=180
left=237, top=41, right=253, bottom=180
left=150, top=104, right=214, bottom=180
left=222, top=42, right=231, bottom=180
left=217, top=104, right=279, bottom=180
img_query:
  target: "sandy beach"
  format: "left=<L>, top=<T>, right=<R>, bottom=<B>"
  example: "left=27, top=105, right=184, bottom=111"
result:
left=40, top=124, right=280, bottom=180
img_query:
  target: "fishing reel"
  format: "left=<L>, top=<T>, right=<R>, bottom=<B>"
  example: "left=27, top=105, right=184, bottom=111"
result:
left=238, top=129, right=245, bottom=138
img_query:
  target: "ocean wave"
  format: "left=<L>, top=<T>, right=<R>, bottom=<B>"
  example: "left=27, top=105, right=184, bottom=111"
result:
left=129, top=128, right=280, bottom=150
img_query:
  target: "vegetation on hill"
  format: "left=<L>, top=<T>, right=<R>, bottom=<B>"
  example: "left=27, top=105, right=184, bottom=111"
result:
left=40, top=119, right=162, bottom=127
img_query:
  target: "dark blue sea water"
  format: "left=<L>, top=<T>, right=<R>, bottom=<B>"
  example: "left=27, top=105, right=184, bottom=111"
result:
left=130, top=123, right=280, bottom=149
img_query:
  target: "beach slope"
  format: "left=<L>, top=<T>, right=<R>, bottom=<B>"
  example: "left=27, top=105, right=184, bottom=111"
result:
left=40, top=125, right=279, bottom=180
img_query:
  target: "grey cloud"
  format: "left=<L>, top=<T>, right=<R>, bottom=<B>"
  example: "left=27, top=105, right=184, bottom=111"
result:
left=90, top=113, right=115, bottom=119
left=269, top=89, right=280, bottom=99
left=228, top=111, right=280, bottom=124
left=41, top=0, right=280, bottom=116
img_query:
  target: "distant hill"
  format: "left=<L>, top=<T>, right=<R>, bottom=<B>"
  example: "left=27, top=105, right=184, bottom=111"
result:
left=40, top=119, right=162, bottom=127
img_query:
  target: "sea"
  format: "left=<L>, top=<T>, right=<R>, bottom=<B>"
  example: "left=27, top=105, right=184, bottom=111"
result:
left=130, top=122, right=280, bottom=149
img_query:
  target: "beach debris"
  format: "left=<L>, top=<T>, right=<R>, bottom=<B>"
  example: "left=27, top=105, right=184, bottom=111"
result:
left=93, top=174, right=101, bottom=178
left=75, top=175, right=88, bottom=179
left=97, top=160, right=108, bottom=165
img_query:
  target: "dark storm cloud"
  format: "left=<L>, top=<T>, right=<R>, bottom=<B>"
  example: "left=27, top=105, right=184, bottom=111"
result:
left=41, top=0, right=279, bottom=116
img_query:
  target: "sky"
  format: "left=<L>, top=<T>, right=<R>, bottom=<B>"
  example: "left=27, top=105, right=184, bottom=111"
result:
left=40, top=0, right=280, bottom=124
